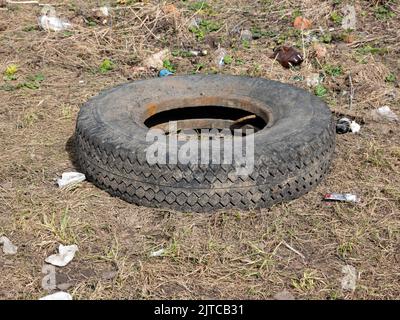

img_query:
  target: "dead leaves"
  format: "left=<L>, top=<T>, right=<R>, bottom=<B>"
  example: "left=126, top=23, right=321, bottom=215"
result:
left=293, top=16, right=312, bottom=30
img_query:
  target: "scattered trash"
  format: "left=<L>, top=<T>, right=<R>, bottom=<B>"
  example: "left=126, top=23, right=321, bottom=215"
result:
left=336, top=118, right=360, bottom=134
left=144, top=49, right=170, bottom=70
left=313, top=42, right=327, bottom=59
left=150, top=248, right=165, bottom=257
left=39, top=291, right=72, bottom=300
left=45, top=244, right=78, bottom=267
left=293, top=16, right=312, bottom=30
left=188, top=17, right=201, bottom=29
left=373, top=106, right=399, bottom=122
left=349, top=120, right=361, bottom=133
left=158, top=69, right=174, bottom=77
left=57, top=172, right=86, bottom=188
left=306, top=73, right=321, bottom=88
left=271, top=46, right=303, bottom=68
left=214, top=47, right=228, bottom=68
left=38, top=5, right=71, bottom=32
left=91, top=6, right=110, bottom=25
left=0, top=236, right=18, bottom=255
left=240, top=29, right=253, bottom=41
left=273, top=290, right=295, bottom=300
left=385, top=90, right=397, bottom=101
left=293, top=75, right=304, bottom=82
left=304, top=33, right=318, bottom=45
left=41, top=264, right=56, bottom=291
left=189, top=49, right=208, bottom=56
left=99, top=6, right=109, bottom=17
left=342, top=5, right=357, bottom=30
left=324, top=193, right=360, bottom=203
left=341, top=265, right=357, bottom=291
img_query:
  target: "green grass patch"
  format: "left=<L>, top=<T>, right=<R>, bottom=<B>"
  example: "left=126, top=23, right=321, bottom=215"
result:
left=324, top=65, right=343, bottom=77
left=162, top=59, right=176, bottom=72
left=321, top=33, right=333, bottom=44
left=189, top=19, right=221, bottom=40
left=314, top=84, right=328, bottom=97
left=385, top=73, right=396, bottom=83
left=330, top=11, right=343, bottom=25
left=223, top=55, right=233, bottom=65
left=188, top=1, right=214, bottom=15
left=375, top=6, right=395, bottom=20
left=356, top=45, right=388, bottom=55
left=99, top=59, right=114, bottom=73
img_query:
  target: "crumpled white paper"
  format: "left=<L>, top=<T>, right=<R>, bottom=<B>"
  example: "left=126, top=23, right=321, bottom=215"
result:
left=45, top=244, right=78, bottom=267
left=350, top=120, right=361, bottom=133
left=341, top=265, right=357, bottom=291
left=342, top=5, right=357, bottom=30
left=99, top=6, right=109, bottom=17
left=306, top=73, right=321, bottom=88
left=0, top=236, right=18, bottom=255
left=144, top=49, right=170, bottom=69
left=375, top=106, right=399, bottom=122
left=150, top=248, right=165, bottom=257
left=57, top=172, right=86, bottom=188
left=39, top=291, right=72, bottom=300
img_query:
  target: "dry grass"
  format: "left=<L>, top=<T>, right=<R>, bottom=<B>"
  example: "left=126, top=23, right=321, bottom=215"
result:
left=0, top=0, right=399, bottom=300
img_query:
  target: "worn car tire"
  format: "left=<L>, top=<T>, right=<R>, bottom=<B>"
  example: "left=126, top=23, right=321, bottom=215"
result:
left=75, top=75, right=335, bottom=212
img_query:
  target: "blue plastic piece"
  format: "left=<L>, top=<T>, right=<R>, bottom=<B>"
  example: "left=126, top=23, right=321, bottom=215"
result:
left=159, top=69, right=174, bottom=77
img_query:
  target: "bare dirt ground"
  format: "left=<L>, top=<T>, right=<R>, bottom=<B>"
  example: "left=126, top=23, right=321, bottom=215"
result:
left=0, top=0, right=399, bottom=300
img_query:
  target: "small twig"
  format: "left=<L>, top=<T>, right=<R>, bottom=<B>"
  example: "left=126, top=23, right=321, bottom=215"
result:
left=269, top=53, right=278, bottom=74
left=347, top=35, right=390, bottom=48
left=6, top=0, right=39, bottom=4
left=6, top=0, right=62, bottom=6
left=282, top=240, right=305, bottom=260
left=301, top=29, right=306, bottom=63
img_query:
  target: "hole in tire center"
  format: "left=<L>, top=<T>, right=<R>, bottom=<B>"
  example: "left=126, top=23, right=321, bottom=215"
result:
left=143, top=97, right=270, bottom=135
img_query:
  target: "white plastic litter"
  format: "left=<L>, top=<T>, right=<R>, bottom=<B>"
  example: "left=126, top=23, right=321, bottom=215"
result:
left=38, top=6, right=71, bottom=32
left=99, top=6, right=109, bottom=17
left=0, top=236, right=18, bottom=255
left=45, top=244, right=78, bottom=267
left=341, top=265, right=357, bottom=291
left=214, top=47, right=227, bottom=68
left=57, top=172, right=86, bottom=188
left=144, top=49, right=170, bottom=70
left=306, top=73, right=321, bottom=87
left=350, top=120, right=361, bottom=133
left=374, top=106, right=399, bottom=122
left=188, top=18, right=201, bottom=29
left=324, top=193, right=360, bottom=203
left=341, top=5, right=357, bottom=30
left=39, top=292, right=72, bottom=300
left=150, top=248, right=165, bottom=257
left=189, top=49, right=207, bottom=56
left=41, top=264, right=57, bottom=291
left=240, top=29, right=253, bottom=41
